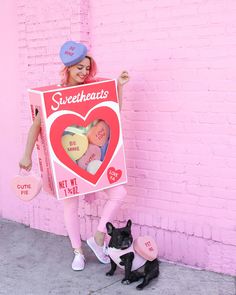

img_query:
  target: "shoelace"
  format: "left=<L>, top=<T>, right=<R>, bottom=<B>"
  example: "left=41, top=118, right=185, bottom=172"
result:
left=74, top=250, right=85, bottom=259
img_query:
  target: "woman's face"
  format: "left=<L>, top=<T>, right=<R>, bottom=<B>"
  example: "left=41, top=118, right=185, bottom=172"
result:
left=68, top=57, right=91, bottom=85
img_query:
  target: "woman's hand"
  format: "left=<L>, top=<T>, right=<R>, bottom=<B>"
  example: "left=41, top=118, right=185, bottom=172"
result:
left=19, top=114, right=41, bottom=172
left=117, top=71, right=130, bottom=110
left=19, top=156, right=32, bottom=171
left=117, top=71, right=130, bottom=86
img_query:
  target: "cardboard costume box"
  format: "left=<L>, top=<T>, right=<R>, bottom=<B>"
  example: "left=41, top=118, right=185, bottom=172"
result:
left=28, top=79, right=127, bottom=200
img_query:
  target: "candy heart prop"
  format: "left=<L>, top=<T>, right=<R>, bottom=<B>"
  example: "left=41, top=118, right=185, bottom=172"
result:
left=77, top=144, right=101, bottom=170
left=61, top=133, right=88, bottom=161
left=50, top=107, right=119, bottom=185
left=107, top=167, right=122, bottom=184
left=87, top=160, right=102, bottom=175
left=11, top=174, right=42, bottom=201
left=134, top=236, right=158, bottom=261
left=87, top=120, right=109, bottom=147
left=59, top=41, right=87, bottom=67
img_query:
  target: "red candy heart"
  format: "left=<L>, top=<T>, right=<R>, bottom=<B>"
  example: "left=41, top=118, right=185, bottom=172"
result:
left=50, top=107, right=119, bottom=184
left=134, top=236, right=158, bottom=261
left=107, top=167, right=122, bottom=184
left=11, top=174, right=42, bottom=201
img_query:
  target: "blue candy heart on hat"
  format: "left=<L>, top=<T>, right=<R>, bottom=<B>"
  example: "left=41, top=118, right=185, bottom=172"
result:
left=59, top=41, right=88, bottom=67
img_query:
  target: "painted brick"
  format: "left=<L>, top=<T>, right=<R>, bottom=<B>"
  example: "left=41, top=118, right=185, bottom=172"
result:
left=1, top=0, right=235, bottom=276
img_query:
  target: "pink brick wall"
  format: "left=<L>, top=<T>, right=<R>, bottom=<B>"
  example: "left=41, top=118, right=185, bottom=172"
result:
left=1, top=0, right=236, bottom=275
left=0, top=1, right=21, bottom=218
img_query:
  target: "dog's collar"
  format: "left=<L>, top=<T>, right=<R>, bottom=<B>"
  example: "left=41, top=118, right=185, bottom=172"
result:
left=108, top=244, right=133, bottom=252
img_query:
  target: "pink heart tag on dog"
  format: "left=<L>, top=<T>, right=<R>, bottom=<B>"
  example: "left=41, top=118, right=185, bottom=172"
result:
left=11, top=174, right=42, bottom=201
left=134, top=236, right=158, bottom=261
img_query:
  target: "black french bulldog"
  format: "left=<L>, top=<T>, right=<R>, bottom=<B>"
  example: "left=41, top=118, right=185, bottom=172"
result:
left=106, top=220, right=159, bottom=290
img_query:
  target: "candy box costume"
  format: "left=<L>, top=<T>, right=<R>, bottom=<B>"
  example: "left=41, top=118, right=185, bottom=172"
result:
left=28, top=79, right=127, bottom=200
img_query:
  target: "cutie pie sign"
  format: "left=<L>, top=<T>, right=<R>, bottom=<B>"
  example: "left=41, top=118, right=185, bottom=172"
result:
left=28, top=80, right=127, bottom=200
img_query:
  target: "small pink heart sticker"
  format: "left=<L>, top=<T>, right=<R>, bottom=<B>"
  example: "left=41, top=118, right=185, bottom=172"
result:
left=134, top=236, right=158, bottom=261
left=11, top=174, right=42, bottom=201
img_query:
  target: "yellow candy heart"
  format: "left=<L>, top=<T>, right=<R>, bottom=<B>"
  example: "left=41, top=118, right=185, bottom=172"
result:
left=61, top=134, right=88, bottom=161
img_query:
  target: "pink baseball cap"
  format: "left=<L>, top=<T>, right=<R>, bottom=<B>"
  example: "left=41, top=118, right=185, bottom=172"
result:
left=59, top=41, right=88, bottom=66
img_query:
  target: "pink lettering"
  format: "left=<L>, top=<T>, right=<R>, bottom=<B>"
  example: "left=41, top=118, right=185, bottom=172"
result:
left=64, top=50, right=74, bottom=56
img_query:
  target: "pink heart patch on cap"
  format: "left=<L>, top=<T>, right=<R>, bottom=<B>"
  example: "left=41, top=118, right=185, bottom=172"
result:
left=87, top=120, right=109, bottom=147
left=11, top=174, right=42, bottom=201
left=134, top=236, right=158, bottom=261
left=76, top=144, right=101, bottom=170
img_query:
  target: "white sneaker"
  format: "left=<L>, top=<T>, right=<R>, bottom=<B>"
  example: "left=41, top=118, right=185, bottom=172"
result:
left=87, top=237, right=110, bottom=264
left=72, top=251, right=85, bottom=271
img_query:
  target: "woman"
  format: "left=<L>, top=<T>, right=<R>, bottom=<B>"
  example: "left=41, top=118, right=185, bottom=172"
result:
left=19, top=41, right=130, bottom=271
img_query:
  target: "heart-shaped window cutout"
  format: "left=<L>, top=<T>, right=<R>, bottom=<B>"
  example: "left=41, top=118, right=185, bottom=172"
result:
left=50, top=107, right=119, bottom=185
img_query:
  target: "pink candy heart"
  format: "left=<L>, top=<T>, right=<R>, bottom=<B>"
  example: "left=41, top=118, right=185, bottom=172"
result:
left=11, top=174, right=42, bottom=201
left=77, top=144, right=101, bottom=170
left=87, top=120, right=109, bottom=147
left=134, top=236, right=158, bottom=261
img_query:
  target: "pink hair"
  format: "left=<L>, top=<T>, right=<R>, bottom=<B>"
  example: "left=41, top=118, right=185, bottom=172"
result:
left=59, top=55, right=98, bottom=86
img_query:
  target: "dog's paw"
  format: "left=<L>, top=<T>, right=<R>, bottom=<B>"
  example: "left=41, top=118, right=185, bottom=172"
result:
left=121, top=278, right=131, bottom=285
left=106, top=271, right=114, bottom=276
left=136, top=284, right=144, bottom=290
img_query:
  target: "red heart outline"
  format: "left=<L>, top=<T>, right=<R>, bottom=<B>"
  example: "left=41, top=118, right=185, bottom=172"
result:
left=50, top=107, right=119, bottom=184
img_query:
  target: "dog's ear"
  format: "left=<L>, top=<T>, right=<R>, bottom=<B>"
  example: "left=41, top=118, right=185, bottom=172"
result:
left=106, top=222, right=114, bottom=235
left=126, top=219, right=132, bottom=228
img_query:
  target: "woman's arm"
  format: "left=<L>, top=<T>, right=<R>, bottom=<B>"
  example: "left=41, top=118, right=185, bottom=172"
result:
left=117, top=71, right=130, bottom=110
left=19, top=114, right=41, bottom=171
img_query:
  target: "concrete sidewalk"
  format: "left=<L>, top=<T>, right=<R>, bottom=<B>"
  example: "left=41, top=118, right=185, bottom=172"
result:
left=0, top=218, right=235, bottom=295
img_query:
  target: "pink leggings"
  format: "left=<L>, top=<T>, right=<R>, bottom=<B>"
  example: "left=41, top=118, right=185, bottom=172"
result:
left=62, top=185, right=127, bottom=249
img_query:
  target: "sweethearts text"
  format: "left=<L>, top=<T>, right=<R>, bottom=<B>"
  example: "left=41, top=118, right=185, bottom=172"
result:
left=51, top=89, right=109, bottom=111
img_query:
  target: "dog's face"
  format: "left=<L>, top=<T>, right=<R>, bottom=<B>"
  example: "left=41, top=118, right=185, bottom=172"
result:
left=106, top=220, right=133, bottom=250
